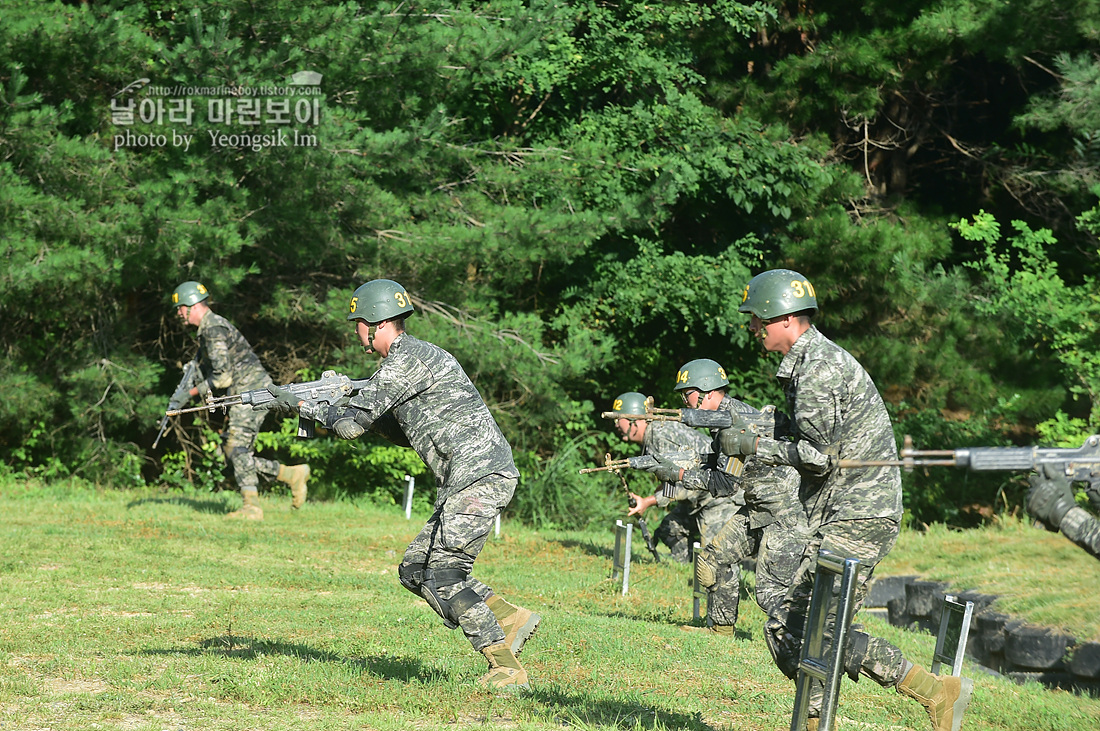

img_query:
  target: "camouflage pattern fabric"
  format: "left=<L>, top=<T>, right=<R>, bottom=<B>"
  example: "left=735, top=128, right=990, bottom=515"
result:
left=340, top=334, right=519, bottom=502
left=194, top=310, right=280, bottom=492
left=1060, top=508, right=1100, bottom=559
left=223, top=404, right=280, bottom=491
left=644, top=420, right=740, bottom=559
left=401, top=474, right=516, bottom=651
left=753, top=326, right=902, bottom=527
left=331, top=333, right=519, bottom=651
left=194, top=311, right=270, bottom=397
left=767, top=518, right=908, bottom=716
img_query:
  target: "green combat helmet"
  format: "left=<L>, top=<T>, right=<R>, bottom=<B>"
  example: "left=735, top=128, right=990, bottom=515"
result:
left=738, top=268, right=818, bottom=318
left=171, top=281, right=209, bottom=308
left=347, top=279, right=415, bottom=323
left=611, top=392, right=650, bottom=415
left=674, top=359, right=729, bottom=393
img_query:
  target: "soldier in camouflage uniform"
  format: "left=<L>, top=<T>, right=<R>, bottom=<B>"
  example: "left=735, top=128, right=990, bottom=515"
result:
left=722, top=269, right=972, bottom=731
left=266, top=279, right=538, bottom=691
left=1027, top=464, right=1100, bottom=559
left=610, top=391, right=740, bottom=564
left=170, top=281, right=311, bottom=521
left=640, top=360, right=803, bottom=637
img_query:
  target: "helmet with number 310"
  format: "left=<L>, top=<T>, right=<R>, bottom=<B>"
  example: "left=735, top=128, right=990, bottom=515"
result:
left=738, top=269, right=818, bottom=319
left=347, top=279, right=415, bottom=323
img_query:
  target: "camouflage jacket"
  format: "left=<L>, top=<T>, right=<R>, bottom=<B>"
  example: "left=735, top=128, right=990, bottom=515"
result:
left=754, top=325, right=902, bottom=528
left=1060, top=508, right=1100, bottom=560
left=194, top=310, right=271, bottom=397
left=337, top=333, right=518, bottom=501
left=683, top=396, right=800, bottom=529
left=642, top=420, right=736, bottom=513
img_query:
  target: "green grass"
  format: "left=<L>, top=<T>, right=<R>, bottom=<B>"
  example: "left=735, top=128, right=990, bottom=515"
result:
left=1, top=478, right=1099, bottom=731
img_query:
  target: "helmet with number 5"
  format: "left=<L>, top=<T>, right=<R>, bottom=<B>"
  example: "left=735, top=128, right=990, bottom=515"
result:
left=673, top=359, right=729, bottom=393
left=739, top=269, right=818, bottom=318
left=347, top=279, right=415, bottom=323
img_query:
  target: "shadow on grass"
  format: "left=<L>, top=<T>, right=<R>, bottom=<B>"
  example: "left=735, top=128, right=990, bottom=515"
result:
left=528, top=685, right=716, bottom=731
left=142, top=635, right=440, bottom=683
left=127, top=495, right=233, bottom=515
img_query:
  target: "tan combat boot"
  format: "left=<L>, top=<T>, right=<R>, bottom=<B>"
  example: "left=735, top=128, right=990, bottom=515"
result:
left=896, top=664, right=973, bottom=731
left=478, top=643, right=529, bottom=691
left=486, top=594, right=541, bottom=656
left=226, top=490, right=263, bottom=521
left=277, top=464, right=310, bottom=508
left=679, top=623, right=735, bottom=636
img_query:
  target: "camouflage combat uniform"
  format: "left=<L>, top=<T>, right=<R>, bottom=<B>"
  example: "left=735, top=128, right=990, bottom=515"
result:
left=193, top=310, right=280, bottom=492
left=752, top=326, right=906, bottom=712
left=325, top=333, right=519, bottom=652
left=678, top=395, right=804, bottom=629
left=1058, top=504, right=1100, bottom=559
left=643, top=420, right=740, bottom=561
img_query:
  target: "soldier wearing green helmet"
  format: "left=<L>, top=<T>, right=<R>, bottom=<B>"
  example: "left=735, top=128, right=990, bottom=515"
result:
left=608, top=390, right=736, bottom=565
left=265, top=278, right=538, bottom=691
left=726, top=268, right=972, bottom=731
left=168, top=281, right=311, bottom=520
left=639, top=358, right=802, bottom=637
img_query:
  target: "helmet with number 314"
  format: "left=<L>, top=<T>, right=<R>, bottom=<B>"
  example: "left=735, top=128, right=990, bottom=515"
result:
left=347, top=279, right=415, bottom=323
left=738, top=269, right=818, bottom=319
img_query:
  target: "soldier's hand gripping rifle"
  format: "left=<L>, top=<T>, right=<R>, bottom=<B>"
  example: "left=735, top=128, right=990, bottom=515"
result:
left=584, top=453, right=661, bottom=562
left=153, top=359, right=199, bottom=449
left=165, top=369, right=373, bottom=439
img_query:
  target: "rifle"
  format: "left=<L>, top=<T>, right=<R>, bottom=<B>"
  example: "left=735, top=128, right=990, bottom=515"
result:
left=599, top=452, right=661, bottom=562
left=164, top=369, right=373, bottom=438
left=578, top=454, right=658, bottom=474
left=601, top=404, right=778, bottom=436
left=838, top=434, right=1100, bottom=482
left=153, top=359, right=199, bottom=449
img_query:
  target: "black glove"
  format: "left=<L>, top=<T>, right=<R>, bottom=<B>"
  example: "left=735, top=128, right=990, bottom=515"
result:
left=264, top=385, right=302, bottom=414
left=1027, top=470, right=1076, bottom=529
left=642, top=454, right=683, bottom=484
left=718, top=424, right=759, bottom=456
left=168, top=384, right=191, bottom=411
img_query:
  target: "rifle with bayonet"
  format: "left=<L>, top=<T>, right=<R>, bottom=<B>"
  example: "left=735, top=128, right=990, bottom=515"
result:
left=601, top=403, right=779, bottom=435
left=592, top=452, right=661, bottom=562
left=153, top=359, right=199, bottom=449
left=838, top=434, right=1100, bottom=481
left=165, top=369, right=372, bottom=438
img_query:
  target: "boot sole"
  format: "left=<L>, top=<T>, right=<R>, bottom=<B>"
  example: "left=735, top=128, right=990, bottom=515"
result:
left=510, top=613, right=541, bottom=656
left=950, top=677, right=974, bottom=731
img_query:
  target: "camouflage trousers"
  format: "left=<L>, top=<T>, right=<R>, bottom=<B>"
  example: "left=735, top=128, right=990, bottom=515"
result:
left=656, top=497, right=740, bottom=563
left=398, top=474, right=517, bottom=652
left=224, top=404, right=280, bottom=493
left=765, top=517, right=907, bottom=716
left=654, top=501, right=699, bottom=563
left=699, top=511, right=805, bottom=628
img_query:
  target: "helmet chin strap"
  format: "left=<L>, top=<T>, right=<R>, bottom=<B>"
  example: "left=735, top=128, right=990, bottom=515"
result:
left=361, top=323, right=378, bottom=353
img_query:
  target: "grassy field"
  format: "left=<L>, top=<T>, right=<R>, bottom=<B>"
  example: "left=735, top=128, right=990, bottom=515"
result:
left=1, top=479, right=1099, bottom=731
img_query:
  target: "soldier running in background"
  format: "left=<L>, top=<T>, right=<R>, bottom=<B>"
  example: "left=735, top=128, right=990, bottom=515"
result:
left=610, top=390, right=740, bottom=564
left=170, top=281, right=310, bottom=520
left=265, top=279, right=539, bottom=691
left=643, top=359, right=803, bottom=636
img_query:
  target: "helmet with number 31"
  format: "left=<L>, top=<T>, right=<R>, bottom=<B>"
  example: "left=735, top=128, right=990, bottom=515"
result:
left=347, top=279, right=415, bottom=323
left=738, top=269, right=818, bottom=319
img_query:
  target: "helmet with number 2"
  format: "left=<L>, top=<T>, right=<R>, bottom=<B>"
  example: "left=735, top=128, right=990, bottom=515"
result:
left=739, top=269, right=818, bottom=319
left=347, top=279, right=415, bottom=323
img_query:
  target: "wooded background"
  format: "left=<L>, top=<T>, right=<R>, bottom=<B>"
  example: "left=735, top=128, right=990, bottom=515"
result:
left=3, top=1, right=1099, bottom=528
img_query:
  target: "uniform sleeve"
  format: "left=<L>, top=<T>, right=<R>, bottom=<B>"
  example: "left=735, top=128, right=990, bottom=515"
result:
left=336, top=353, right=433, bottom=432
left=1060, top=507, right=1100, bottom=560
left=755, top=362, right=845, bottom=476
